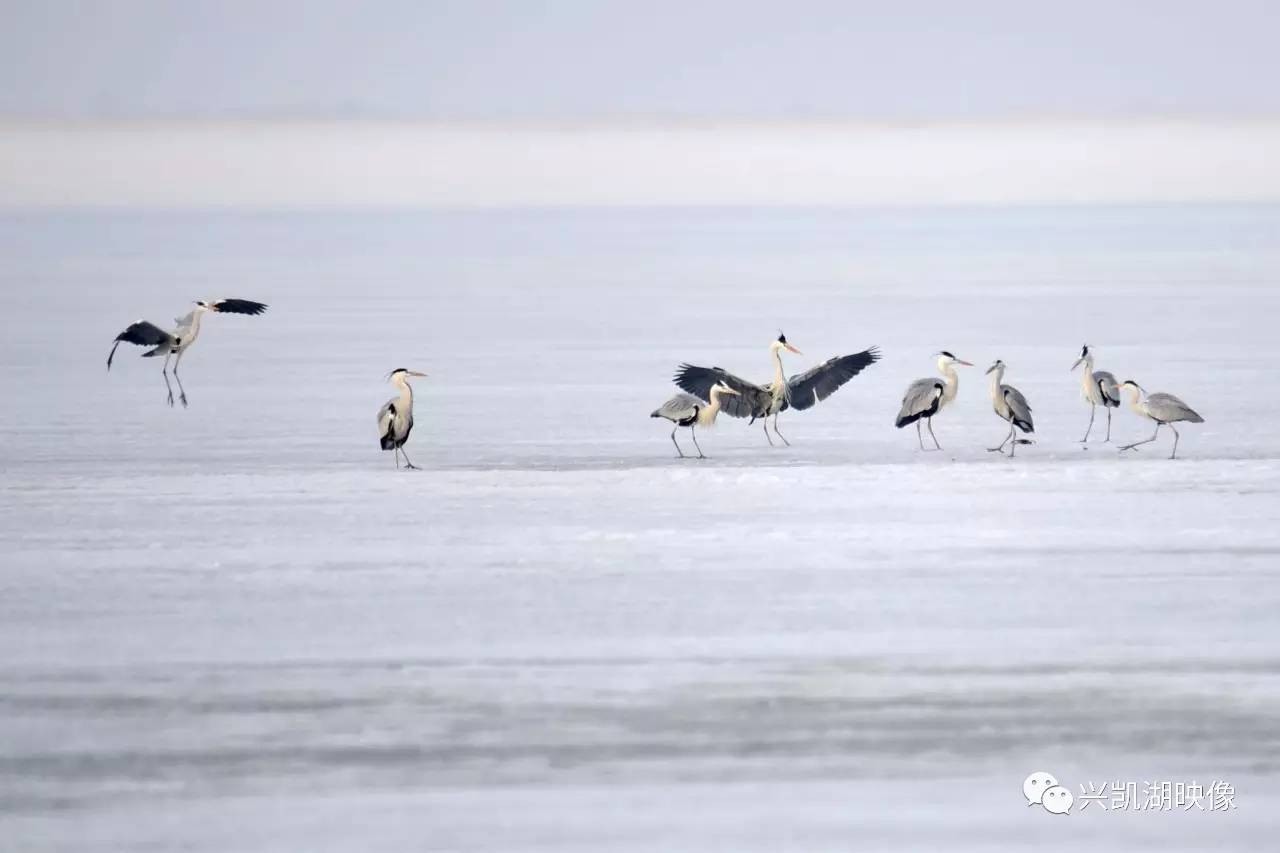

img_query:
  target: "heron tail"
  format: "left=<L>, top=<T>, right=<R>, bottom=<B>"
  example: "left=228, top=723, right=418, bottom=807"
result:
left=650, top=409, right=662, bottom=418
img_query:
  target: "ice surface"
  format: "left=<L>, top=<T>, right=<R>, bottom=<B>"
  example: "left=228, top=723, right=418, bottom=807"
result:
left=1, top=206, right=1278, bottom=850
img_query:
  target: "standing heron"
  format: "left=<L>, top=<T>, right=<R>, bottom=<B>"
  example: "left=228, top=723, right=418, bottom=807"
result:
left=895, top=351, right=973, bottom=450
left=673, top=333, right=880, bottom=446
left=1071, top=344, right=1121, bottom=443
left=1117, top=380, right=1204, bottom=459
left=984, top=360, right=1035, bottom=457
left=377, top=368, right=428, bottom=470
left=107, top=298, right=269, bottom=407
left=650, top=382, right=741, bottom=458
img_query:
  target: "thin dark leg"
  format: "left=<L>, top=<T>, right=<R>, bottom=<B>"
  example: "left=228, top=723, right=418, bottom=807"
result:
left=670, top=427, right=685, bottom=458
left=400, top=444, right=420, bottom=470
left=1104, top=407, right=1112, bottom=442
left=1080, top=405, right=1095, bottom=443
left=1009, top=425, right=1019, bottom=458
left=988, top=423, right=1013, bottom=454
left=1169, top=424, right=1180, bottom=459
left=762, top=420, right=775, bottom=447
left=915, top=421, right=925, bottom=451
left=927, top=418, right=942, bottom=450
left=172, top=350, right=188, bottom=408
left=1120, top=422, right=1161, bottom=452
left=162, top=352, right=175, bottom=407
left=772, top=414, right=790, bottom=447
left=691, top=425, right=705, bottom=459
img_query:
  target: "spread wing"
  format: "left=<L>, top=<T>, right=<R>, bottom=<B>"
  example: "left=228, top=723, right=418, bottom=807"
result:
left=210, top=298, right=269, bottom=316
left=672, top=364, right=765, bottom=419
left=1002, top=384, right=1034, bottom=432
left=107, top=320, right=173, bottom=369
left=785, top=347, right=880, bottom=411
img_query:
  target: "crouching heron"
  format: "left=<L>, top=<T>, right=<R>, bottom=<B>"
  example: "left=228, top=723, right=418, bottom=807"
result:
left=651, top=382, right=740, bottom=458
left=1117, top=380, right=1204, bottom=459
left=377, top=369, right=428, bottom=469
left=107, top=298, right=268, bottom=407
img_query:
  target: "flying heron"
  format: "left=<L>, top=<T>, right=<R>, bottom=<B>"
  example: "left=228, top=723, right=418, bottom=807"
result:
left=984, top=359, right=1034, bottom=457
left=895, top=351, right=973, bottom=450
left=673, top=333, right=880, bottom=446
left=650, top=382, right=741, bottom=458
left=1117, top=380, right=1204, bottom=459
left=107, top=298, right=268, bottom=407
left=1071, top=344, right=1121, bottom=443
left=377, top=368, right=428, bottom=470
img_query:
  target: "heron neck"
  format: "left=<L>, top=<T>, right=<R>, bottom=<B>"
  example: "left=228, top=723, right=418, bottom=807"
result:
left=1079, top=357, right=1095, bottom=390
left=941, top=364, right=960, bottom=403
left=987, top=368, right=1005, bottom=399
left=699, top=390, right=724, bottom=426
left=1125, top=386, right=1144, bottom=414
left=394, top=377, right=414, bottom=407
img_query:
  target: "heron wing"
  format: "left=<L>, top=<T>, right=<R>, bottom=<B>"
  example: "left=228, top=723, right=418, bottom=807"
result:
left=211, top=298, right=269, bottom=316
left=895, top=378, right=944, bottom=427
left=653, top=393, right=700, bottom=421
left=107, top=320, right=174, bottom=369
left=1094, top=370, right=1121, bottom=406
left=1146, top=392, right=1204, bottom=423
left=672, top=364, right=764, bottom=419
left=784, top=347, right=880, bottom=411
left=1002, top=384, right=1034, bottom=432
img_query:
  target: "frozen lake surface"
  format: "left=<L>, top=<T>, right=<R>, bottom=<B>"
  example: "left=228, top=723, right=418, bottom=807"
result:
left=2, top=206, right=1279, bottom=850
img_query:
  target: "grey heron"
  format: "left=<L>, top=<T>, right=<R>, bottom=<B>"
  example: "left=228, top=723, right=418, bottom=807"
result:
left=984, top=360, right=1035, bottom=457
left=377, top=369, right=428, bottom=470
left=895, top=351, right=973, bottom=450
left=673, top=333, right=881, bottom=446
left=1117, top=380, right=1204, bottom=459
left=650, top=382, right=741, bottom=458
left=107, top=298, right=268, bottom=407
left=1071, top=344, right=1121, bottom=443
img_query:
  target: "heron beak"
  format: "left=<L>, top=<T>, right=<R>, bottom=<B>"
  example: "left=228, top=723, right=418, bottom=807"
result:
left=985, top=364, right=997, bottom=375
left=408, top=371, right=428, bottom=378
left=956, top=359, right=973, bottom=367
left=1071, top=357, right=1084, bottom=371
left=784, top=343, right=802, bottom=354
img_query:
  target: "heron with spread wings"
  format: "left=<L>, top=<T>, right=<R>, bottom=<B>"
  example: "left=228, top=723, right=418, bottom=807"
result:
left=107, top=298, right=268, bottom=407
left=673, top=333, right=880, bottom=446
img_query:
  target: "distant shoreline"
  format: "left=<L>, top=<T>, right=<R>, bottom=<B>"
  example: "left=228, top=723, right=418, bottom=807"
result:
left=4, top=118, right=1279, bottom=208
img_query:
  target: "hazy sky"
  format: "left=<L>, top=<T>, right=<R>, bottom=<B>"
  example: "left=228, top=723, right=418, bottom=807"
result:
left=4, top=0, right=1279, bottom=119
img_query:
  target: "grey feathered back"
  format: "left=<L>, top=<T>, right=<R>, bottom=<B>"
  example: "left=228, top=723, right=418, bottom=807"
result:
left=1146, top=392, right=1204, bottom=423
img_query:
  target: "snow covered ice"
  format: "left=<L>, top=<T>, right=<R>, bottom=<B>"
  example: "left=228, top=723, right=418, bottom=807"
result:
left=2, top=205, right=1279, bottom=850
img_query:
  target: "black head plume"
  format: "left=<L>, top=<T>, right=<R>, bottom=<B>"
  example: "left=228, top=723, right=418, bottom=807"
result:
left=777, top=332, right=787, bottom=344
left=1081, top=344, right=1090, bottom=357
left=940, top=350, right=955, bottom=359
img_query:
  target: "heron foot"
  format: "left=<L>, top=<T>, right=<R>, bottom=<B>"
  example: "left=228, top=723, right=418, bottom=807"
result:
left=179, top=393, right=188, bottom=408
left=403, top=463, right=421, bottom=470
left=1118, top=444, right=1140, bottom=452
left=986, top=447, right=1006, bottom=454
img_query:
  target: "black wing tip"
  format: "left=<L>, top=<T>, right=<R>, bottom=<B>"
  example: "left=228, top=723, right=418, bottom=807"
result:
left=215, top=299, right=269, bottom=315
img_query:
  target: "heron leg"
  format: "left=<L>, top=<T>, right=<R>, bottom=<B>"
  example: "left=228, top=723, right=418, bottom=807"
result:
left=392, top=445, right=401, bottom=469
left=772, top=414, right=790, bottom=447
left=1080, top=405, right=1095, bottom=443
left=162, top=352, right=175, bottom=407
left=172, top=349, right=188, bottom=408
left=1009, top=425, right=1019, bottom=458
left=762, top=420, right=775, bottom=447
left=926, top=418, right=942, bottom=450
left=400, top=445, right=420, bottom=470
left=1104, top=407, right=1112, bottom=442
left=1169, top=424, right=1180, bottom=459
left=1120, top=422, right=1161, bottom=452
left=915, top=421, right=925, bottom=451
left=691, top=425, right=706, bottom=459
left=671, top=427, right=685, bottom=458
left=988, top=423, right=1013, bottom=454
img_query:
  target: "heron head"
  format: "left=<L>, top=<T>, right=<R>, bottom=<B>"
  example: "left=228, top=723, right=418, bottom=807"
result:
left=936, top=351, right=972, bottom=368
left=1120, top=379, right=1143, bottom=394
left=985, top=359, right=1005, bottom=375
left=194, top=300, right=210, bottom=310
left=772, top=332, right=801, bottom=355
left=1071, top=344, right=1091, bottom=371
left=387, top=368, right=428, bottom=382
